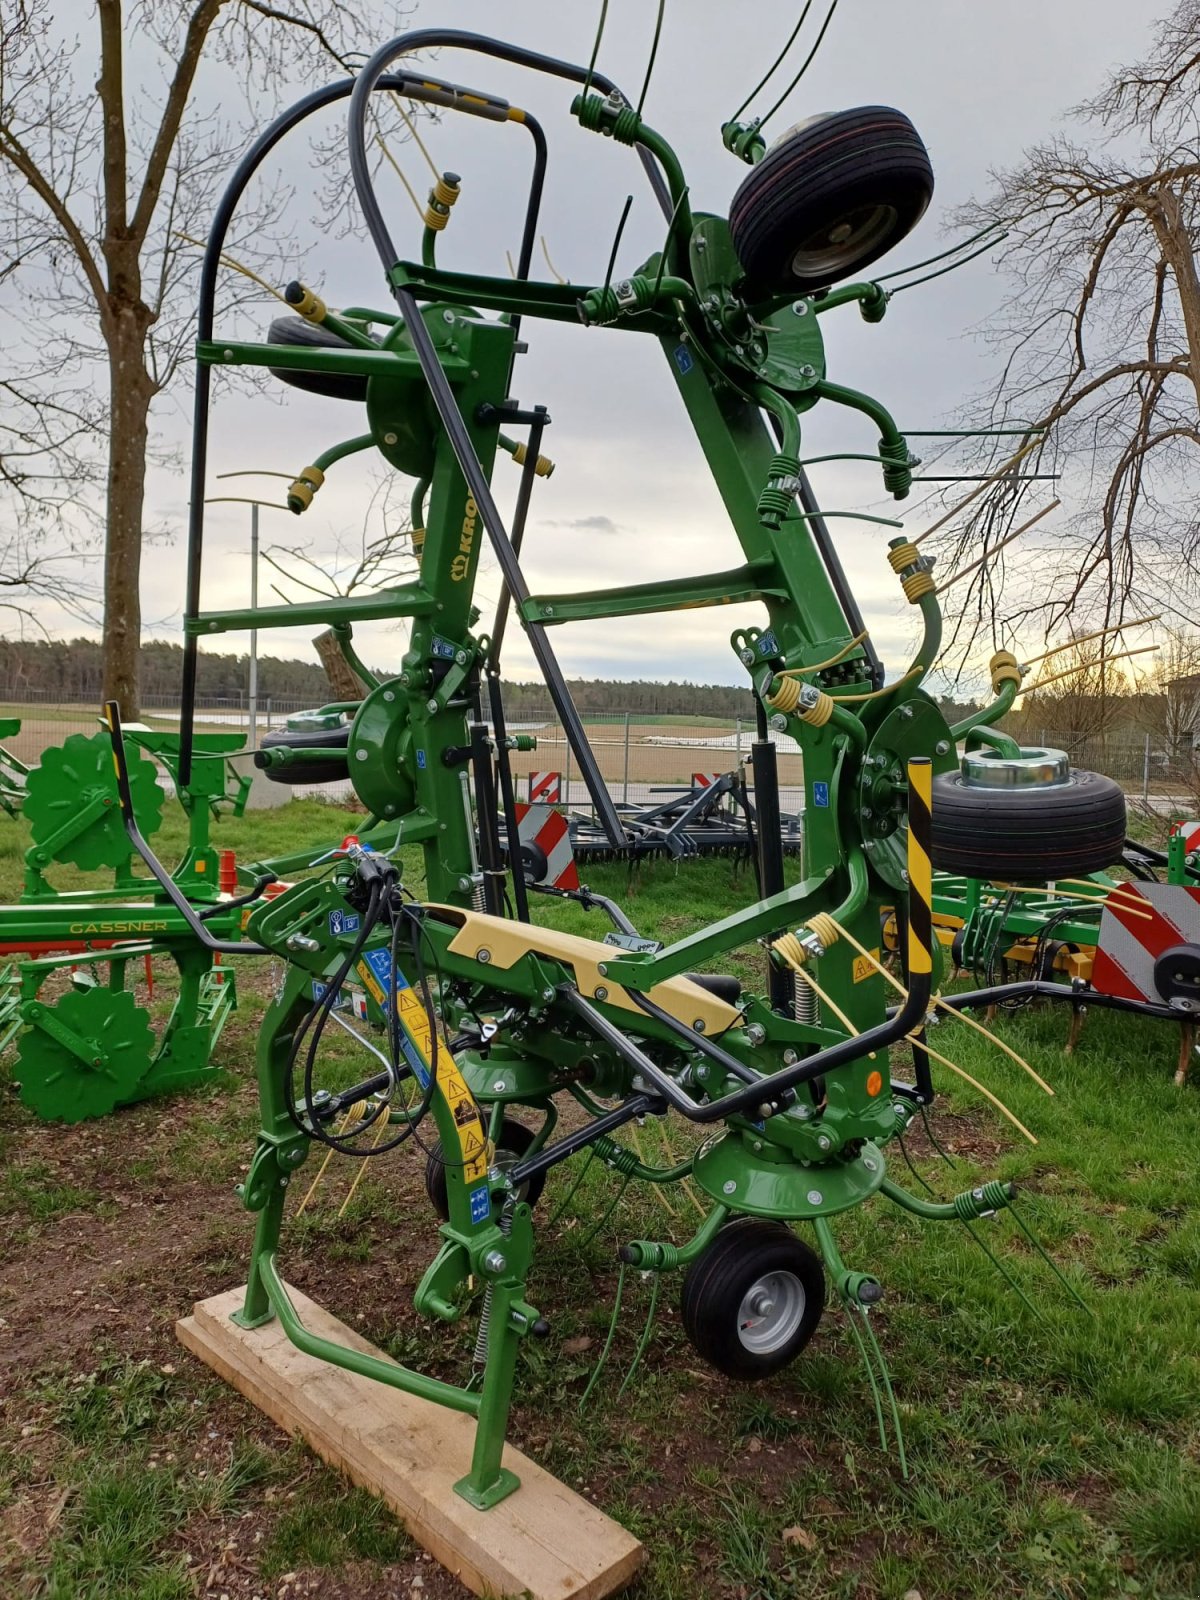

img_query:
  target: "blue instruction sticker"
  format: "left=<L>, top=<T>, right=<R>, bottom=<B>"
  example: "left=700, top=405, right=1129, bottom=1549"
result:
left=328, top=908, right=360, bottom=936
left=431, top=635, right=457, bottom=660
left=416, top=748, right=427, bottom=770
left=756, top=630, right=780, bottom=660
left=812, top=781, right=830, bottom=808
left=673, top=343, right=694, bottom=375
left=469, top=1184, right=491, bottom=1224
left=356, top=947, right=431, bottom=1087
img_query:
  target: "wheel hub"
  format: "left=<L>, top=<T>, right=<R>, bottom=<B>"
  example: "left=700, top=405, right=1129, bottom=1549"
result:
left=737, top=1270, right=806, bottom=1354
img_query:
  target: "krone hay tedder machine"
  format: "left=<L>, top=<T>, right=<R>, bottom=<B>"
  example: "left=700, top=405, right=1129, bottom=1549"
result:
left=102, top=23, right=1150, bottom=1529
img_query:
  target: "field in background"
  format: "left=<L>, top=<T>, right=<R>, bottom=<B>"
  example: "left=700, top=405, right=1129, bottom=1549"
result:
left=0, top=798, right=1198, bottom=1599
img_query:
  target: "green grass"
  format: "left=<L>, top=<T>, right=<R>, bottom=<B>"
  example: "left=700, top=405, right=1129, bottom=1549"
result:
left=2, top=797, right=1199, bottom=1598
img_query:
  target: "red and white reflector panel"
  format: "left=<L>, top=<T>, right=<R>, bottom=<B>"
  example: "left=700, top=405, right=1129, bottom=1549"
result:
left=1092, top=881, right=1200, bottom=1002
left=1174, top=820, right=1200, bottom=855
left=691, top=772, right=720, bottom=789
left=512, top=801, right=578, bottom=891
left=527, top=770, right=562, bottom=805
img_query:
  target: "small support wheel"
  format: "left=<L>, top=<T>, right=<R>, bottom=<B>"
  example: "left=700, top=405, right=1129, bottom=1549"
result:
left=729, top=106, right=933, bottom=294
left=425, top=1115, right=545, bottom=1221
left=680, top=1216, right=825, bottom=1380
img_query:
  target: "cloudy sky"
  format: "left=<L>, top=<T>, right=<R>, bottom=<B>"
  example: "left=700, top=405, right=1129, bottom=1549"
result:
left=42, top=1, right=1162, bottom=693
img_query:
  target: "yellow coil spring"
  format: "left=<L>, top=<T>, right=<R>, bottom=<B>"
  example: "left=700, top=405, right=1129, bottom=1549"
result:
left=286, top=466, right=324, bottom=510
left=290, top=284, right=326, bottom=322
left=424, top=172, right=461, bottom=231
left=902, top=568, right=937, bottom=602
left=766, top=674, right=834, bottom=725
left=772, top=913, right=840, bottom=968
left=411, top=526, right=426, bottom=563
left=887, top=541, right=920, bottom=573
left=511, top=442, right=555, bottom=477
left=990, top=649, right=1022, bottom=690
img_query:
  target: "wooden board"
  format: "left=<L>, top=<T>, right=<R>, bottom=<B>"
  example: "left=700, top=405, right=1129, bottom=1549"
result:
left=178, top=1284, right=644, bottom=1600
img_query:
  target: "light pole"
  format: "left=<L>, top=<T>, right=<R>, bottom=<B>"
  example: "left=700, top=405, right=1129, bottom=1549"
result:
left=206, top=471, right=291, bottom=751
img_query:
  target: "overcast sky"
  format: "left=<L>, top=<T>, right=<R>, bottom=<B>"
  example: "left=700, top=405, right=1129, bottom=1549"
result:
left=40, top=1, right=1161, bottom=693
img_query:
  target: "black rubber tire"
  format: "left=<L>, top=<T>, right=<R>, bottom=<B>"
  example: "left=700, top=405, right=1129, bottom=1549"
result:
left=267, top=315, right=378, bottom=402
left=257, top=724, right=351, bottom=786
left=930, top=767, right=1127, bottom=881
left=729, top=106, right=933, bottom=295
left=680, top=1216, right=825, bottom=1380
left=424, top=1116, right=545, bottom=1222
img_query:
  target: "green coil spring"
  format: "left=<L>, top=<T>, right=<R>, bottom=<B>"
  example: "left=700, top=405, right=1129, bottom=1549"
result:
left=879, top=435, right=914, bottom=497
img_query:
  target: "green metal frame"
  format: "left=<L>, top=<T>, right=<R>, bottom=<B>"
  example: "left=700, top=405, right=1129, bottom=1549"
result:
left=165, top=30, right=1062, bottom=1506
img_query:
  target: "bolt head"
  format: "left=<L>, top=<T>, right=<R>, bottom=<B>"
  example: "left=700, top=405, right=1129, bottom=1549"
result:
left=817, top=1135, right=832, bottom=1150
left=594, top=985, right=608, bottom=1001
left=769, top=713, right=788, bottom=732
left=693, top=1018, right=706, bottom=1033
left=722, top=1180, right=737, bottom=1195
left=442, top=309, right=455, bottom=323
left=426, top=699, right=438, bottom=713
left=484, top=1250, right=507, bottom=1273
left=477, top=948, right=491, bottom=964
left=493, top=1079, right=507, bottom=1092
left=807, top=1189, right=824, bottom=1205
left=383, top=431, right=398, bottom=445
left=935, top=739, right=950, bottom=755
left=791, top=300, right=809, bottom=316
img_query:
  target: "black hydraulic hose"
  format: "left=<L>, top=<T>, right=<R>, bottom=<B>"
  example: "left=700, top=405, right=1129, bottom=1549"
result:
left=795, top=469, right=884, bottom=690
left=561, top=962, right=931, bottom=1125
left=347, top=29, right=673, bottom=281
left=103, top=702, right=267, bottom=956
left=390, top=284, right=627, bottom=846
left=508, top=1092, right=658, bottom=1185
left=196, top=872, right=277, bottom=920
left=932, top=979, right=1183, bottom=1023
left=625, top=989, right=762, bottom=1088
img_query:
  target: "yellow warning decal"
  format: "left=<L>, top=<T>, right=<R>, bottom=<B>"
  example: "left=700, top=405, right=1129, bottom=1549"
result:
left=353, top=956, right=489, bottom=1184
left=852, top=950, right=881, bottom=983
left=435, top=1054, right=490, bottom=1183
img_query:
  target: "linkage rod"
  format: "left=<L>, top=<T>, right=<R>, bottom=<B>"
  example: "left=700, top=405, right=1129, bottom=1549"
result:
left=392, top=285, right=627, bottom=846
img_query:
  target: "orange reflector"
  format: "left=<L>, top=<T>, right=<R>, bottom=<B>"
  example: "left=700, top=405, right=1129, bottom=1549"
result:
left=866, top=1070, right=883, bottom=1097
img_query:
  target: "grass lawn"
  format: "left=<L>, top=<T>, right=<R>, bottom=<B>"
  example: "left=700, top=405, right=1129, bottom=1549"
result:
left=0, top=796, right=1197, bottom=1600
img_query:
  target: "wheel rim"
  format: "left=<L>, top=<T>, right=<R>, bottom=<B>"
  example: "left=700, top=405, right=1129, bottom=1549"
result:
left=959, top=747, right=1071, bottom=789
left=736, top=1269, right=806, bottom=1355
left=790, top=203, right=898, bottom=280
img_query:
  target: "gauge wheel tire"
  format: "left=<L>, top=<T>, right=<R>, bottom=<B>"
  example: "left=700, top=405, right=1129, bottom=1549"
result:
left=424, top=1116, right=544, bottom=1221
left=257, top=725, right=351, bottom=786
left=680, top=1216, right=825, bottom=1380
left=729, top=105, right=933, bottom=295
left=267, top=315, right=378, bottom=402
left=930, top=766, right=1127, bottom=881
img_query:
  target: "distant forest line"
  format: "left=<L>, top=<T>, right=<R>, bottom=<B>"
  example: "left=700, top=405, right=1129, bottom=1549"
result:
left=0, top=638, right=984, bottom=721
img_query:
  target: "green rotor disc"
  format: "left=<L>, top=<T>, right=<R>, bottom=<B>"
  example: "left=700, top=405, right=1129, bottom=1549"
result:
left=25, top=732, right=164, bottom=872
left=16, top=986, right=155, bottom=1123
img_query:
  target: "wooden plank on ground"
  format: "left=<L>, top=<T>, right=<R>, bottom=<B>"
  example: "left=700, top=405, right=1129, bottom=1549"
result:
left=178, top=1283, right=644, bottom=1600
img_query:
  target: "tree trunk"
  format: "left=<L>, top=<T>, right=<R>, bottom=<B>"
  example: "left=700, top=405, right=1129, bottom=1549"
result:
left=102, top=316, right=154, bottom=718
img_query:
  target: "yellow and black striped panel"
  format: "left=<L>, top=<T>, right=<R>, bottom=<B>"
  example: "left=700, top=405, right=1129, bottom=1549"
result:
left=906, top=757, right=933, bottom=976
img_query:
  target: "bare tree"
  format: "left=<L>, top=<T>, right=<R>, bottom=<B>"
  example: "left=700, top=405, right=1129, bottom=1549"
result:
left=0, top=0, right=409, bottom=714
left=937, top=2, right=1200, bottom=657
left=262, top=467, right=418, bottom=601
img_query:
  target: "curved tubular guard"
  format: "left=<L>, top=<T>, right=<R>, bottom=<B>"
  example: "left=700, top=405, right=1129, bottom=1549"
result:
left=179, top=63, right=548, bottom=784
left=559, top=757, right=935, bottom=1124
left=103, top=702, right=267, bottom=956
left=347, top=29, right=674, bottom=275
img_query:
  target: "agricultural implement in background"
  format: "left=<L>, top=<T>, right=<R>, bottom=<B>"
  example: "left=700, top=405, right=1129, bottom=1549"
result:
left=94, top=19, right=1161, bottom=1591
left=889, top=803, right=1200, bottom=1083
left=0, top=728, right=257, bottom=1121
left=0, top=718, right=29, bottom=817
